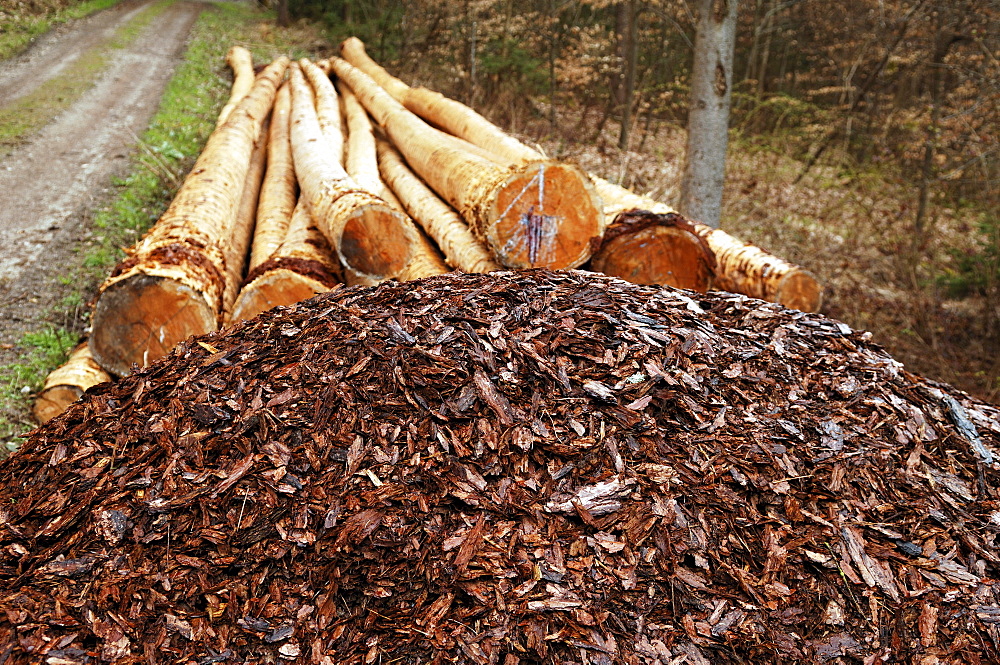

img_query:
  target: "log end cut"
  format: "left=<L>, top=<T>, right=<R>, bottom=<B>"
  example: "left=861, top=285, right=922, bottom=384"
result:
left=33, top=343, right=112, bottom=423
left=485, top=162, right=603, bottom=269
left=230, top=268, right=332, bottom=324
left=591, top=213, right=715, bottom=291
left=775, top=269, right=823, bottom=312
left=91, top=275, right=217, bottom=376
left=337, top=202, right=416, bottom=280
left=33, top=386, right=84, bottom=425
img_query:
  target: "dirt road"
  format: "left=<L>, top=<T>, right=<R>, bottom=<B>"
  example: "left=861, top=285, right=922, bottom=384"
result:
left=0, top=0, right=203, bottom=351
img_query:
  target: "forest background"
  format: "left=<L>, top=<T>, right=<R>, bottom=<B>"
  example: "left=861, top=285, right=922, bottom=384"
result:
left=278, top=0, right=998, bottom=400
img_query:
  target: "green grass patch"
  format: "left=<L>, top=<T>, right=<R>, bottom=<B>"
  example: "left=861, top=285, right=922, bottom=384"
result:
left=0, top=0, right=173, bottom=155
left=0, top=328, right=77, bottom=448
left=0, top=0, right=121, bottom=61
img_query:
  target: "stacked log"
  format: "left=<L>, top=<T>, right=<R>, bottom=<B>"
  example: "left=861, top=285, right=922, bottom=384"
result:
left=337, top=81, right=448, bottom=282
left=38, top=41, right=822, bottom=422
left=89, top=54, right=288, bottom=376
left=340, top=37, right=820, bottom=308
left=329, top=56, right=604, bottom=270
left=7, top=270, right=999, bottom=663
left=592, top=176, right=824, bottom=312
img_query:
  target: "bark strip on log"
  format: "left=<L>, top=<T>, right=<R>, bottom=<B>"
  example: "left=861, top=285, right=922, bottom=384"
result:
left=249, top=82, right=297, bottom=270
left=330, top=57, right=603, bottom=270
left=592, top=176, right=823, bottom=311
left=32, top=343, right=111, bottom=424
left=290, top=62, right=415, bottom=282
left=90, top=57, right=289, bottom=376
left=377, top=138, right=499, bottom=274
left=230, top=200, right=339, bottom=323
left=590, top=210, right=716, bottom=291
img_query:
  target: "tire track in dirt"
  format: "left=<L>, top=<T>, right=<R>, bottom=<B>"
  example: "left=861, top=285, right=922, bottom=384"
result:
left=0, top=1, right=204, bottom=344
left=0, top=0, right=151, bottom=105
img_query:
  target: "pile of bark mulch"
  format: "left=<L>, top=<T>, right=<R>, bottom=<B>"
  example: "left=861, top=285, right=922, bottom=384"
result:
left=2, top=270, right=999, bottom=664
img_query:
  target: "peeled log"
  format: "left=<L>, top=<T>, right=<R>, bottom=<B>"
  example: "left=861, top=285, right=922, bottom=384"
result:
left=300, top=58, right=344, bottom=164
left=339, top=84, right=447, bottom=282
left=249, top=82, right=297, bottom=270
left=330, top=57, right=603, bottom=269
left=591, top=176, right=823, bottom=312
left=90, top=57, right=288, bottom=376
left=590, top=210, right=716, bottom=291
left=377, top=138, right=499, bottom=274
left=32, top=343, right=111, bottom=424
left=230, top=200, right=340, bottom=323
left=290, top=63, right=415, bottom=282
left=222, top=115, right=269, bottom=321
left=216, top=46, right=256, bottom=127
left=340, top=37, right=538, bottom=166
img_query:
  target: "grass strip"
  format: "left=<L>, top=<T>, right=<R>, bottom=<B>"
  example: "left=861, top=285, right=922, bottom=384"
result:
left=0, top=0, right=173, bottom=155
left=0, top=3, right=323, bottom=450
left=0, top=0, right=122, bottom=61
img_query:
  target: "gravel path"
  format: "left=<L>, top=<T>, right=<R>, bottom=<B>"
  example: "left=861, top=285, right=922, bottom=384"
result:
left=0, top=0, right=203, bottom=350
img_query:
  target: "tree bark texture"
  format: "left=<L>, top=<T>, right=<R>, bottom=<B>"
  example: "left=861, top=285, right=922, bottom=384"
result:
left=679, top=0, right=738, bottom=228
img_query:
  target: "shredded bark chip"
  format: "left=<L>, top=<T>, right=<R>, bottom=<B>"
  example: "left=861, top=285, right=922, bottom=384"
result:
left=1, top=269, right=999, bottom=663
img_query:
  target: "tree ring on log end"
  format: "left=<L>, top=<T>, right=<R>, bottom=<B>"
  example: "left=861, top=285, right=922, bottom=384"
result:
left=486, top=161, right=602, bottom=269
left=776, top=269, right=823, bottom=312
left=337, top=203, right=415, bottom=280
left=91, top=275, right=217, bottom=376
left=590, top=217, right=715, bottom=291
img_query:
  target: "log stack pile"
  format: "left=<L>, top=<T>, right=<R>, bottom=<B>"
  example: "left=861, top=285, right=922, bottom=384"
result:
left=3, top=270, right=999, bottom=663
left=37, top=43, right=819, bottom=419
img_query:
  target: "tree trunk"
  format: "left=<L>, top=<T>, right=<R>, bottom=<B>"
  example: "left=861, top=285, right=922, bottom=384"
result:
left=249, top=81, right=297, bottom=270
left=90, top=57, right=288, bottom=376
left=230, top=200, right=340, bottom=324
left=335, top=41, right=604, bottom=269
left=377, top=138, right=499, bottom=274
left=679, top=0, right=738, bottom=228
left=617, top=0, right=638, bottom=150
left=276, top=0, right=289, bottom=28
left=592, top=176, right=822, bottom=311
left=33, top=343, right=111, bottom=424
left=290, top=62, right=415, bottom=283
